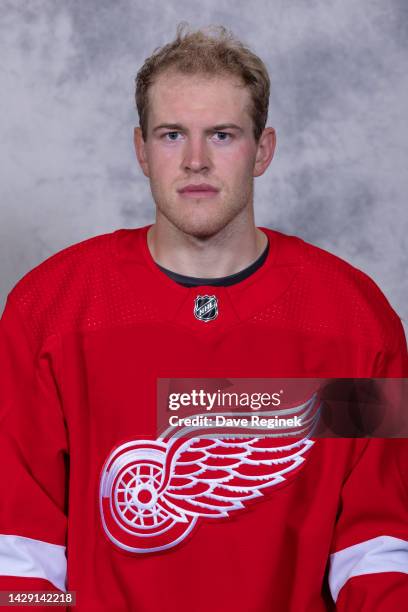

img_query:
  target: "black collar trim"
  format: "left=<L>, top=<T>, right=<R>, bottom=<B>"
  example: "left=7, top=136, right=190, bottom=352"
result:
left=156, top=239, right=270, bottom=288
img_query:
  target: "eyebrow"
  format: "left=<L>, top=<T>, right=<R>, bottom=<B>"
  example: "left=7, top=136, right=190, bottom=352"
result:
left=152, top=123, right=244, bottom=133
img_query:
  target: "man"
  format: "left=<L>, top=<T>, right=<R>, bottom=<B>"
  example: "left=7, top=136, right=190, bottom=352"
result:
left=0, top=24, right=407, bottom=611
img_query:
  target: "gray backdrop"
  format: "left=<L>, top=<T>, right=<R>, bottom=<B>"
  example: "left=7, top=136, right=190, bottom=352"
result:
left=1, top=0, right=407, bottom=334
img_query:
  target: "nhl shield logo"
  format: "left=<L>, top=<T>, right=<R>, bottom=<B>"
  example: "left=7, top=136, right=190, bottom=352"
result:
left=194, top=295, right=218, bottom=322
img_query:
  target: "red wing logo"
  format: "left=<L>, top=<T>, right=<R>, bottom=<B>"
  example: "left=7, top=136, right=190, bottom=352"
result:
left=99, top=400, right=318, bottom=554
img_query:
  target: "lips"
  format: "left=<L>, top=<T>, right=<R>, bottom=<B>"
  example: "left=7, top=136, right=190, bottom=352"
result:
left=179, top=184, right=219, bottom=193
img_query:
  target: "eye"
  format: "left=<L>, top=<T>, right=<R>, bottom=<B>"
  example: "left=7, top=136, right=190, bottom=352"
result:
left=213, top=131, right=232, bottom=142
left=164, top=131, right=182, bottom=141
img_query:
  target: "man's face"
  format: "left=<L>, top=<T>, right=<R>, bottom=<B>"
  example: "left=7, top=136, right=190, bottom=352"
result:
left=135, top=70, right=273, bottom=239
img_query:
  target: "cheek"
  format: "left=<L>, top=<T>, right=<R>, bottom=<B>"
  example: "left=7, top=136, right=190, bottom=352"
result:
left=147, top=147, right=178, bottom=181
left=218, top=145, right=255, bottom=179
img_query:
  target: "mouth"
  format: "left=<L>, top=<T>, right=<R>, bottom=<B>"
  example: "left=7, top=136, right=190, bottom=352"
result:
left=178, top=184, right=220, bottom=199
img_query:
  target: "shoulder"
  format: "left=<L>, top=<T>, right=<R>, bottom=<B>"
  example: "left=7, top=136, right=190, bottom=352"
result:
left=263, top=228, right=405, bottom=353
left=9, top=231, right=114, bottom=302
left=266, top=227, right=391, bottom=307
left=6, top=230, right=122, bottom=345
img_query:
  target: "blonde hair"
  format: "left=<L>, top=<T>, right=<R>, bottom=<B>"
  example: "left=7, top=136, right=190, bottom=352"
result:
left=135, top=23, right=270, bottom=141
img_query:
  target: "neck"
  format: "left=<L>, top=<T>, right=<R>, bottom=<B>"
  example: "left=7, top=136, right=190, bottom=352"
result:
left=147, top=210, right=267, bottom=278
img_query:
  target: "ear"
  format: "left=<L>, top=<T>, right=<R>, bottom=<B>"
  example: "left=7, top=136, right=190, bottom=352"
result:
left=253, top=127, right=276, bottom=177
left=134, top=127, right=150, bottom=178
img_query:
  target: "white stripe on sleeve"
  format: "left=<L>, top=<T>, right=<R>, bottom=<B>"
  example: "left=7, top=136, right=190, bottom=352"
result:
left=0, top=534, right=66, bottom=592
left=329, top=535, right=408, bottom=602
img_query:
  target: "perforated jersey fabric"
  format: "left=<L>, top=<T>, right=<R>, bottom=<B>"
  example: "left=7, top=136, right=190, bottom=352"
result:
left=0, top=225, right=407, bottom=611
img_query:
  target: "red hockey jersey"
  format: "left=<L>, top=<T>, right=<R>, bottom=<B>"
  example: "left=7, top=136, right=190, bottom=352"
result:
left=0, top=225, right=407, bottom=611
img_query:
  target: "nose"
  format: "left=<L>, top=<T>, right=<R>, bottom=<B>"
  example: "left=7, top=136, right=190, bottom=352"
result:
left=182, top=135, right=211, bottom=172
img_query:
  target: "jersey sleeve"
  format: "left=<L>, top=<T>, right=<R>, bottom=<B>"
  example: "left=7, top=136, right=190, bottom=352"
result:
left=0, top=296, right=68, bottom=594
left=329, top=317, right=408, bottom=608
left=376, top=311, right=408, bottom=377
left=328, top=439, right=408, bottom=608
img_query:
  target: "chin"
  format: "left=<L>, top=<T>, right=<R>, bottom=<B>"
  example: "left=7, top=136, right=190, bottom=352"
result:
left=156, top=194, right=249, bottom=240
left=172, top=215, right=234, bottom=240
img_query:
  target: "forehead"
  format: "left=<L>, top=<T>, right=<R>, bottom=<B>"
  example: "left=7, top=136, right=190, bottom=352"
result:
left=147, top=71, right=252, bottom=127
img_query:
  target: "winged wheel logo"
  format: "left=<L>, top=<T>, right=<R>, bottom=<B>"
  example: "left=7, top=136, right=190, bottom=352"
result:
left=99, top=398, right=318, bottom=554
